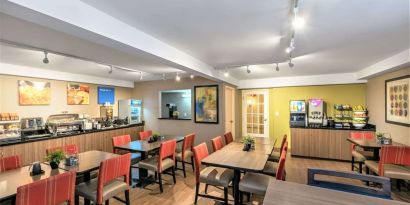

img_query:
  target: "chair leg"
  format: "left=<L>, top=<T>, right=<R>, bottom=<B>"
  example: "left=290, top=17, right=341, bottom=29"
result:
left=105, top=200, right=110, bottom=205
left=397, top=179, right=401, bottom=191
left=365, top=167, right=370, bottom=186
left=158, top=173, right=163, bottom=193
left=224, top=187, right=228, bottom=205
left=175, top=160, right=178, bottom=170
left=155, top=172, right=158, bottom=179
left=182, top=161, right=186, bottom=178
left=359, top=162, right=362, bottom=174
left=75, top=195, right=79, bottom=205
left=239, top=191, right=243, bottom=204
left=125, top=190, right=130, bottom=205
left=129, top=167, right=133, bottom=185
left=172, top=167, right=177, bottom=184
left=246, top=192, right=251, bottom=202
left=191, top=156, right=195, bottom=171
left=205, top=184, right=209, bottom=194
left=351, top=156, right=355, bottom=171
left=194, top=183, right=200, bottom=204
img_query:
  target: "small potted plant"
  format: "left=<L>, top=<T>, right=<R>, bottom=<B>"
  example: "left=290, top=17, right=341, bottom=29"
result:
left=376, top=132, right=384, bottom=144
left=241, top=135, right=255, bottom=151
left=46, top=150, right=65, bottom=169
left=152, top=132, right=161, bottom=141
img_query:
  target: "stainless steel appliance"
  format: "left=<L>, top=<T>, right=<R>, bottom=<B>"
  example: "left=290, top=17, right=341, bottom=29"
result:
left=308, top=99, right=326, bottom=127
left=290, top=100, right=307, bottom=127
left=46, top=114, right=82, bottom=136
left=20, top=117, right=51, bottom=139
left=118, top=99, right=142, bottom=124
left=0, top=120, right=20, bottom=141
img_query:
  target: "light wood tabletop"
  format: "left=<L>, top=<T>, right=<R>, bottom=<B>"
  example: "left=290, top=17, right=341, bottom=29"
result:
left=224, top=142, right=274, bottom=155
left=0, top=164, right=67, bottom=201
left=234, top=137, right=277, bottom=145
left=263, top=180, right=407, bottom=205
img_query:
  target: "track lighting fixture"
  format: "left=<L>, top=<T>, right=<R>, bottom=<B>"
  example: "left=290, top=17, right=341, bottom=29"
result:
left=42, top=51, right=49, bottom=64
left=246, top=65, right=251, bottom=74
left=190, top=74, right=194, bottom=79
left=108, top=66, right=113, bottom=74
left=176, top=72, right=181, bottom=81
left=275, top=63, right=280, bottom=72
left=140, top=72, right=143, bottom=80
left=288, top=58, right=294, bottom=68
left=162, top=73, right=166, bottom=80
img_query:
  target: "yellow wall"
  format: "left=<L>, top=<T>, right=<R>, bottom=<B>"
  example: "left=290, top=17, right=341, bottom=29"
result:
left=240, top=84, right=367, bottom=148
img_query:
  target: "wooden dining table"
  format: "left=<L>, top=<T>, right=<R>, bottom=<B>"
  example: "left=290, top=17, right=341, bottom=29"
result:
left=113, top=135, right=185, bottom=186
left=263, top=180, right=408, bottom=205
left=0, top=164, right=67, bottom=203
left=234, top=137, right=277, bottom=145
left=202, top=141, right=273, bottom=205
left=346, top=138, right=402, bottom=160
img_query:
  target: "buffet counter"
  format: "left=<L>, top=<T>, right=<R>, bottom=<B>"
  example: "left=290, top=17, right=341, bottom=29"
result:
left=290, top=125, right=376, bottom=161
left=0, top=123, right=144, bottom=165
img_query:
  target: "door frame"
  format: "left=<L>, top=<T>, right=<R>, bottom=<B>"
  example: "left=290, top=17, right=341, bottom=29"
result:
left=242, top=89, right=269, bottom=138
left=224, top=85, right=235, bottom=138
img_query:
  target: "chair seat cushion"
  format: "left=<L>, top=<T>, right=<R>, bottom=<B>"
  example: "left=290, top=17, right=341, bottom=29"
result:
left=176, top=150, right=193, bottom=161
left=138, top=157, right=174, bottom=172
left=384, top=165, right=410, bottom=180
left=364, top=160, right=379, bottom=174
left=352, top=150, right=374, bottom=162
left=262, top=161, right=277, bottom=176
left=199, top=167, right=234, bottom=187
left=268, top=152, right=280, bottom=162
left=239, top=173, right=274, bottom=196
left=75, top=178, right=128, bottom=203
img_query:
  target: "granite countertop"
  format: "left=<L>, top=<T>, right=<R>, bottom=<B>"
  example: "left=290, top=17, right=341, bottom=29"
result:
left=290, top=124, right=376, bottom=131
left=0, top=122, right=144, bottom=147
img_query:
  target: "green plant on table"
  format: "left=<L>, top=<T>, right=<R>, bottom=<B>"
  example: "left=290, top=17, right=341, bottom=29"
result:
left=46, top=150, right=65, bottom=164
left=152, top=132, right=161, bottom=140
left=241, top=135, right=255, bottom=145
left=376, top=132, right=384, bottom=140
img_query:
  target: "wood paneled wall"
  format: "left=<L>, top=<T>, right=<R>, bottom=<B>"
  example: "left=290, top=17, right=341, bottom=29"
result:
left=291, top=128, right=375, bottom=161
left=0, top=126, right=143, bottom=165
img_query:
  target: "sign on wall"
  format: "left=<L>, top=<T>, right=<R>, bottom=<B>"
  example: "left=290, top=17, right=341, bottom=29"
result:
left=98, top=86, right=115, bottom=105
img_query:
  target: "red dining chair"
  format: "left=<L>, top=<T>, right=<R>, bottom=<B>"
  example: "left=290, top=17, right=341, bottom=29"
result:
left=263, top=141, right=288, bottom=177
left=365, top=145, right=410, bottom=189
left=350, top=132, right=375, bottom=173
left=138, top=139, right=177, bottom=193
left=112, top=135, right=141, bottom=185
left=239, top=146, right=288, bottom=203
left=268, top=134, right=287, bottom=162
left=193, top=143, right=233, bottom=204
left=175, top=133, right=195, bottom=177
left=139, top=130, right=152, bottom=140
left=0, top=155, right=22, bottom=172
left=224, top=132, right=234, bottom=145
left=75, top=153, right=131, bottom=205
left=16, top=171, right=76, bottom=205
left=46, top=144, right=79, bottom=155
left=211, top=136, right=224, bottom=152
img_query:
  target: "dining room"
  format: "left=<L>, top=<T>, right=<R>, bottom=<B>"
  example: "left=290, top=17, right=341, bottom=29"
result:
left=0, top=0, right=409, bottom=205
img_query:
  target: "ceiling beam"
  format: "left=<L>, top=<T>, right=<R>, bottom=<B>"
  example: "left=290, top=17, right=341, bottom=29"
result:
left=0, top=0, right=239, bottom=86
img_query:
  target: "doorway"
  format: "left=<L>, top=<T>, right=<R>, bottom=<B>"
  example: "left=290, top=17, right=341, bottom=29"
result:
left=242, top=89, right=269, bottom=138
left=224, top=86, right=235, bottom=138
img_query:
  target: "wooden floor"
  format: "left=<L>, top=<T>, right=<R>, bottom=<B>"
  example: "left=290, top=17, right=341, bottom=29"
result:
left=86, top=155, right=409, bottom=205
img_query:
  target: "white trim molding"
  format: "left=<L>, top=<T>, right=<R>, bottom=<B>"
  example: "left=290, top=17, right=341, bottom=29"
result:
left=0, top=63, right=134, bottom=87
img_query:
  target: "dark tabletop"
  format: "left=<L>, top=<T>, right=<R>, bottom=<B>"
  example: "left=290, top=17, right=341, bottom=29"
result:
left=202, top=142, right=271, bottom=172
left=0, top=165, right=67, bottom=200
left=113, top=135, right=184, bottom=152
left=50, top=150, right=119, bottom=174
left=347, top=138, right=402, bottom=149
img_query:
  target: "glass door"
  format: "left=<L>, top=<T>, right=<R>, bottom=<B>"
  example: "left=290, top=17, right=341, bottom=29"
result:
left=242, top=90, right=269, bottom=138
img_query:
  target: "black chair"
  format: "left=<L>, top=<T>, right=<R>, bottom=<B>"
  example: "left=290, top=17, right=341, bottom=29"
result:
left=307, top=168, right=392, bottom=199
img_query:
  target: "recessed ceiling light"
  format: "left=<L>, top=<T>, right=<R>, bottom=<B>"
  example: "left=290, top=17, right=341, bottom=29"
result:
left=140, top=71, right=143, bottom=80
left=293, top=17, right=305, bottom=29
left=285, top=47, right=292, bottom=53
left=224, top=71, right=229, bottom=77
left=190, top=74, right=194, bottom=79
left=176, top=72, right=181, bottom=81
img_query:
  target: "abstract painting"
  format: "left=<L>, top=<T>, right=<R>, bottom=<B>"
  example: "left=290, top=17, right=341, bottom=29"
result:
left=385, top=75, right=410, bottom=126
left=194, top=85, right=219, bottom=124
left=67, top=83, right=90, bottom=105
left=18, top=80, right=51, bottom=105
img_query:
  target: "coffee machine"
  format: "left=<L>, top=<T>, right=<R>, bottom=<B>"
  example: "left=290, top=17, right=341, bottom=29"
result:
left=166, top=103, right=178, bottom=118
left=308, top=99, right=326, bottom=127
left=289, top=100, right=306, bottom=127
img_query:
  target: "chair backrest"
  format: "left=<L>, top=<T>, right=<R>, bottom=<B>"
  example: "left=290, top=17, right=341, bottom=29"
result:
left=211, top=136, right=224, bottom=152
left=0, top=155, right=22, bottom=172
left=112, top=135, right=131, bottom=154
left=379, top=145, right=410, bottom=176
left=224, top=132, right=234, bottom=145
left=276, top=141, right=288, bottom=181
left=182, top=133, right=196, bottom=159
left=279, top=134, right=288, bottom=153
left=97, top=153, right=131, bottom=204
left=158, top=139, right=177, bottom=172
left=46, top=144, right=79, bottom=155
left=307, top=168, right=391, bottom=199
left=193, top=143, right=209, bottom=183
left=16, top=171, right=76, bottom=205
left=350, top=132, right=375, bottom=150
left=139, top=130, right=152, bottom=140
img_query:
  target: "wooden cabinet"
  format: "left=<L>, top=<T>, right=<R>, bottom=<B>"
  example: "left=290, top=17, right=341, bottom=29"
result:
left=0, top=125, right=143, bottom=165
left=290, top=128, right=375, bottom=161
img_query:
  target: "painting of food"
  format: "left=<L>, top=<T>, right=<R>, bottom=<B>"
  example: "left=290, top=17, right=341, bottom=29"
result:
left=67, top=83, right=90, bottom=105
left=385, top=75, right=410, bottom=126
left=194, top=85, right=219, bottom=124
left=19, top=80, right=51, bottom=105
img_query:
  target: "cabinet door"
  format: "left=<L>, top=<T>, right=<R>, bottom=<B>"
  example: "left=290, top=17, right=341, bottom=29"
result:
left=291, top=128, right=309, bottom=156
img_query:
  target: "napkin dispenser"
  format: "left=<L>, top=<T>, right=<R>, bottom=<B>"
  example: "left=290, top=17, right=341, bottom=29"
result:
left=30, top=161, right=43, bottom=175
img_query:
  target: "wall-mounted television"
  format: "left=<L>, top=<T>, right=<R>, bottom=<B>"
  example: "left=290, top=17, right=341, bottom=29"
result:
left=98, top=86, right=115, bottom=105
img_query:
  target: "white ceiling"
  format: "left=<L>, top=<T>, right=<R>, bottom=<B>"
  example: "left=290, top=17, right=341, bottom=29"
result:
left=82, top=0, right=410, bottom=80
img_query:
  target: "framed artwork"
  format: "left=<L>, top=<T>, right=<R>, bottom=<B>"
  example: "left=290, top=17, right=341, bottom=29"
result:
left=385, top=75, right=410, bottom=127
left=67, top=83, right=90, bottom=105
left=18, top=80, right=51, bottom=105
left=194, top=85, right=219, bottom=124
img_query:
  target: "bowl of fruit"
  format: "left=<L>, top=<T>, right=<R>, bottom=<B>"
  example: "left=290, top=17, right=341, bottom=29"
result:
left=352, top=105, right=368, bottom=128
